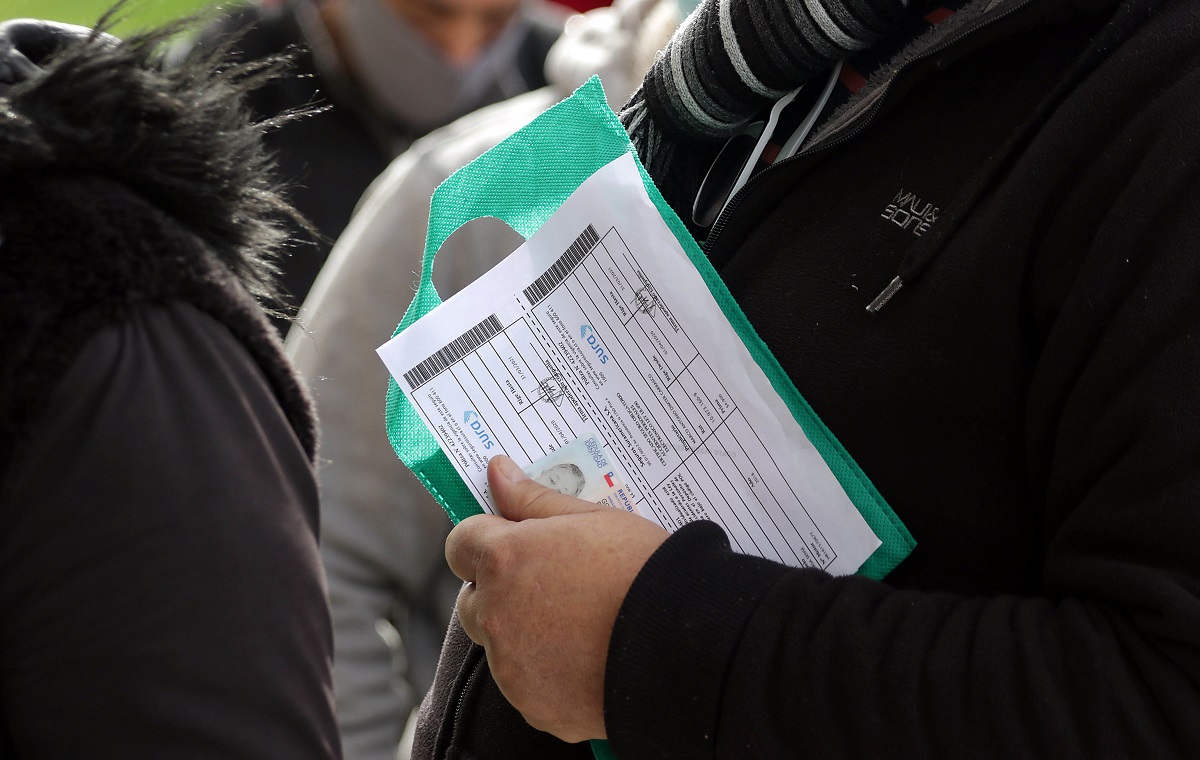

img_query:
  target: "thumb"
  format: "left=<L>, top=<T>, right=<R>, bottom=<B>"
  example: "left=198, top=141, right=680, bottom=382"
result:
left=488, top=455, right=605, bottom=521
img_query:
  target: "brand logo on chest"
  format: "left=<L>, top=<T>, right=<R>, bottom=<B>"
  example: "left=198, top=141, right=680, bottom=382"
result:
left=881, top=189, right=939, bottom=236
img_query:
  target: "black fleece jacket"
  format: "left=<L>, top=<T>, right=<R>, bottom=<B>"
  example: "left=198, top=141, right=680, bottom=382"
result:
left=605, top=0, right=1200, bottom=757
left=411, top=1, right=1200, bottom=758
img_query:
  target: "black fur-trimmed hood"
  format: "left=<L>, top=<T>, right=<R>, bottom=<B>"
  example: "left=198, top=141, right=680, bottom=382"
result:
left=0, top=16, right=303, bottom=302
left=0, top=16, right=319, bottom=472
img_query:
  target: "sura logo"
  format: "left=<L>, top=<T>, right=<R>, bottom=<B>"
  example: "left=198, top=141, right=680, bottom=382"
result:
left=580, top=325, right=609, bottom=364
left=463, top=411, right=495, bottom=450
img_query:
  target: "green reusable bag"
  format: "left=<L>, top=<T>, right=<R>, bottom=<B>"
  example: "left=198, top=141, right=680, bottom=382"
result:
left=384, top=77, right=915, bottom=759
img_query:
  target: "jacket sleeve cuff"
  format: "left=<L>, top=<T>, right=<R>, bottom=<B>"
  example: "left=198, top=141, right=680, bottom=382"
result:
left=603, top=520, right=823, bottom=759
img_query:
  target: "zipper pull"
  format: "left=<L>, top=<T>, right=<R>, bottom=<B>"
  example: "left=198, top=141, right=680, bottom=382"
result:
left=866, top=276, right=903, bottom=314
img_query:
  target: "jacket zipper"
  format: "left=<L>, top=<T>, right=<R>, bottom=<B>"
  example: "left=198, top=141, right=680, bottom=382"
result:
left=436, top=645, right=486, bottom=759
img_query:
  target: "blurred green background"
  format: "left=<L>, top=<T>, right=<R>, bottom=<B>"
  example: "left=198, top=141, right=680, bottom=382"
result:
left=0, top=0, right=224, bottom=35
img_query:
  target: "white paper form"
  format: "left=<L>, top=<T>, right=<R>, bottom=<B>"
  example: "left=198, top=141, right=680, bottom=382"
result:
left=378, top=153, right=881, bottom=575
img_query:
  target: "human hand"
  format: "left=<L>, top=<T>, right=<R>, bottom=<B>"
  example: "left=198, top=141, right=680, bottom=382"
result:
left=445, top=455, right=670, bottom=742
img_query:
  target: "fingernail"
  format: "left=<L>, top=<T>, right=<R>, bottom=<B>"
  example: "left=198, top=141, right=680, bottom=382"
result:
left=493, top=455, right=529, bottom=483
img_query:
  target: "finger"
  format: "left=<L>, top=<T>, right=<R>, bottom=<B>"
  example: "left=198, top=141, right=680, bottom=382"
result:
left=454, top=582, right=488, bottom=647
left=488, top=455, right=605, bottom=521
left=445, top=513, right=509, bottom=583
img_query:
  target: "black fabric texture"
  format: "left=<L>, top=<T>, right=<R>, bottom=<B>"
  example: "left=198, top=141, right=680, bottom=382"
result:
left=0, top=303, right=339, bottom=758
left=605, top=522, right=800, bottom=759
left=0, top=174, right=316, bottom=473
left=412, top=610, right=593, bottom=760
left=602, top=0, right=1200, bottom=756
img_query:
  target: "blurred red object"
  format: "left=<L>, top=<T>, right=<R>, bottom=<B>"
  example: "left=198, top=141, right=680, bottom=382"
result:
left=547, top=0, right=612, bottom=12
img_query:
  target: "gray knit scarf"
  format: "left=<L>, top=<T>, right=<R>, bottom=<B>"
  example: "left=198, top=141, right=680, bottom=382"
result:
left=621, top=0, right=913, bottom=215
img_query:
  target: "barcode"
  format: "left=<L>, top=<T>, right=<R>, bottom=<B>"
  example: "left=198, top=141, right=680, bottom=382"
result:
left=522, top=225, right=600, bottom=305
left=403, top=314, right=503, bottom=390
